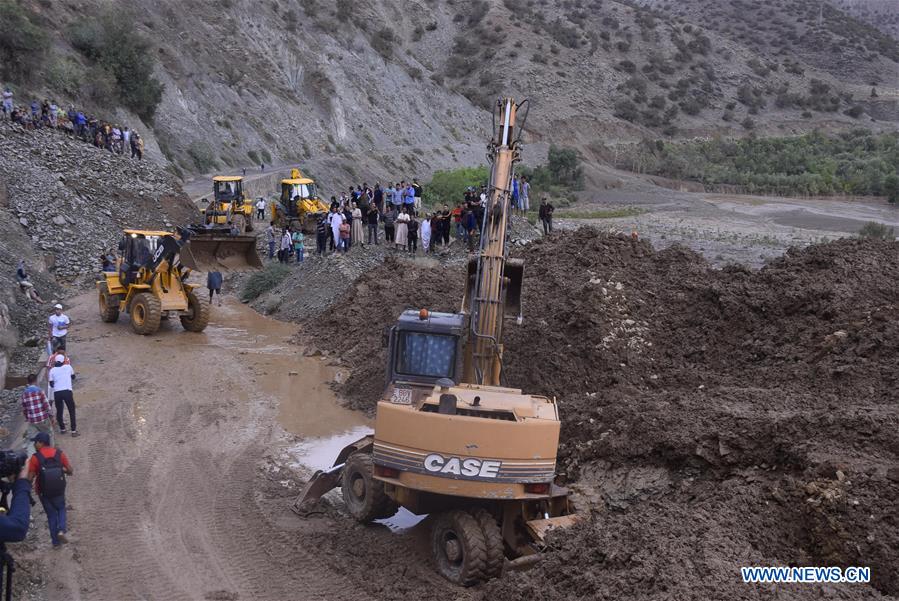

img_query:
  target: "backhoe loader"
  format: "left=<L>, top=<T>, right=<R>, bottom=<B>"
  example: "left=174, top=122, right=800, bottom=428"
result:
left=293, top=99, right=574, bottom=586
left=97, top=230, right=210, bottom=335
left=272, top=169, right=329, bottom=233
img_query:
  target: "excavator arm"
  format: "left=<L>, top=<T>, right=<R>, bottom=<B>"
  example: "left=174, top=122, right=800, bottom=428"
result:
left=462, top=98, right=528, bottom=387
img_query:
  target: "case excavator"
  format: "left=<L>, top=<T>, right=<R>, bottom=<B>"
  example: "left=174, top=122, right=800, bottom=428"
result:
left=293, top=98, right=574, bottom=586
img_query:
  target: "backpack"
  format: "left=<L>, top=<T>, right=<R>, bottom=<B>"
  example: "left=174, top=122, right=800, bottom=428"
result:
left=36, top=449, right=67, bottom=497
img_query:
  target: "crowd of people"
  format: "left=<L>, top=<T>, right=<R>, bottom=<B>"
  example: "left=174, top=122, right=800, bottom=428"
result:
left=2, top=86, right=145, bottom=159
left=261, top=177, right=556, bottom=261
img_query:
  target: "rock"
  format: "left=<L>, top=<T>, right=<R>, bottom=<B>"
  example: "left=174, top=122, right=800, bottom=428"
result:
left=52, top=215, right=67, bottom=226
left=19, top=217, right=28, bottom=227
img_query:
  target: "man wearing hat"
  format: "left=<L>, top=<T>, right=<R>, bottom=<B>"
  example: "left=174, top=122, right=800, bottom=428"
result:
left=48, top=353, right=77, bottom=436
left=27, top=432, right=73, bottom=548
left=47, top=304, right=71, bottom=352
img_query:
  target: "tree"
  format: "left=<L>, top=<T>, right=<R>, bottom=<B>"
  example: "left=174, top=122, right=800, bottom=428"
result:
left=547, top=145, right=584, bottom=189
left=71, top=10, right=163, bottom=121
left=0, top=0, right=47, bottom=82
left=885, top=174, right=899, bottom=203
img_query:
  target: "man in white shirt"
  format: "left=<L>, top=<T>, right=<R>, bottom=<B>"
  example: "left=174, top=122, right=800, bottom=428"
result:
left=48, top=304, right=71, bottom=352
left=255, top=198, right=266, bottom=220
left=48, top=352, right=78, bottom=437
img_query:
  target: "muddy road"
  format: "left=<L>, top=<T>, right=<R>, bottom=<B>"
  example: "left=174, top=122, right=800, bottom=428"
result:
left=30, top=292, right=455, bottom=601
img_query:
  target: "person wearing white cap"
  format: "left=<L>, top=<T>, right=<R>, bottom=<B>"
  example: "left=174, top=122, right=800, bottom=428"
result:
left=48, top=304, right=71, bottom=352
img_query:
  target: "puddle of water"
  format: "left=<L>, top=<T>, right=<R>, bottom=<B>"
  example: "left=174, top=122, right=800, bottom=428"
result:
left=289, top=425, right=373, bottom=471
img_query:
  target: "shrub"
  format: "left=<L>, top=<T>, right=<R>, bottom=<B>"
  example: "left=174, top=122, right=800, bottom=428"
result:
left=242, top=264, right=292, bottom=302
left=843, top=105, right=863, bottom=118
left=425, top=166, right=490, bottom=206
left=616, top=60, right=636, bottom=73
left=371, top=27, right=395, bottom=59
left=187, top=142, right=217, bottom=172
left=70, top=10, right=164, bottom=121
left=857, top=221, right=895, bottom=240
left=0, top=0, right=48, bottom=82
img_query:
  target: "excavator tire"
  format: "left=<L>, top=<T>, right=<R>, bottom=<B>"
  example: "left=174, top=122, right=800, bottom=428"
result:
left=130, top=293, right=162, bottom=335
left=341, top=453, right=397, bottom=523
left=180, top=290, right=211, bottom=333
left=470, top=508, right=505, bottom=580
left=98, top=283, right=120, bottom=323
left=431, top=510, right=488, bottom=586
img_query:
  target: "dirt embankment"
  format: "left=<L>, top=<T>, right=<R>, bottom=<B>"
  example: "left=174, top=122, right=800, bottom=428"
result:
left=301, top=228, right=899, bottom=600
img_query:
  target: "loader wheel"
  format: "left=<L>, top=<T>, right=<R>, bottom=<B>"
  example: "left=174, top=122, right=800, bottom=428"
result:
left=130, top=293, right=162, bottom=335
left=431, top=510, right=488, bottom=586
left=180, top=291, right=210, bottom=333
left=341, top=453, right=397, bottom=523
left=98, top=283, right=120, bottom=323
left=470, top=508, right=505, bottom=580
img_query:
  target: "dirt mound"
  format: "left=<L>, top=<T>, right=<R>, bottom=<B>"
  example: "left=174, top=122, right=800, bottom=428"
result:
left=300, top=255, right=464, bottom=411
left=300, top=228, right=899, bottom=598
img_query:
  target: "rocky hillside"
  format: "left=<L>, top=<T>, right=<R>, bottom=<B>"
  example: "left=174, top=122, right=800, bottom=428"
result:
left=6, top=0, right=899, bottom=185
left=832, top=0, right=899, bottom=40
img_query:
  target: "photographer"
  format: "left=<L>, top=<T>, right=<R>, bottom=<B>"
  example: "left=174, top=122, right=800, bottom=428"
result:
left=0, top=465, right=31, bottom=543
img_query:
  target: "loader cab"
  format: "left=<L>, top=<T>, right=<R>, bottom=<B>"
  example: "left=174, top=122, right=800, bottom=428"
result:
left=213, top=176, right=244, bottom=205
left=280, top=178, right=318, bottom=209
left=386, top=310, right=464, bottom=387
left=118, top=231, right=164, bottom=285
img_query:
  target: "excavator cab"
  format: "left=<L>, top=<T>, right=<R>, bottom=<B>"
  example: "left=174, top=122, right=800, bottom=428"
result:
left=385, top=311, right=464, bottom=387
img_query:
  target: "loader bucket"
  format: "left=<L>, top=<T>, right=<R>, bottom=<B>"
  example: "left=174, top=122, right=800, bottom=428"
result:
left=181, top=236, right=263, bottom=271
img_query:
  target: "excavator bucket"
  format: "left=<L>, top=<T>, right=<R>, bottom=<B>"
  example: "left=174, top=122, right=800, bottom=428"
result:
left=290, top=464, right=344, bottom=515
left=181, top=235, right=263, bottom=271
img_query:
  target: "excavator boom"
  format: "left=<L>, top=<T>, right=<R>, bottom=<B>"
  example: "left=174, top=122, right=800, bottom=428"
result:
left=463, top=98, right=527, bottom=386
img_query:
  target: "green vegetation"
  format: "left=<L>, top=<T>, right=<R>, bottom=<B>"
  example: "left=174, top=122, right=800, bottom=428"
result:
left=858, top=222, right=895, bottom=240
left=0, top=0, right=47, bottom=82
left=425, top=166, right=489, bottom=207
left=241, top=264, right=291, bottom=302
left=71, top=9, right=164, bottom=121
left=616, top=131, right=899, bottom=197
left=519, top=145, right=585, bottom=203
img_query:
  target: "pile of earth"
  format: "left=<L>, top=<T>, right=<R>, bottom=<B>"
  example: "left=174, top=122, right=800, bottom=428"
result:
left=0, top=120, right=196, bottom=284
left=298, top=228, right=898, bottom=599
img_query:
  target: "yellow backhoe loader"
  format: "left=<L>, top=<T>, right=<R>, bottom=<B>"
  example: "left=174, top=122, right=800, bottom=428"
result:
left=187, top=176, right=263, bottom=271
left=97, top=230, right=210, bottom=335
left=293, top=99, right=574, bottom=586
left=273, top=169, right=329, bottom=233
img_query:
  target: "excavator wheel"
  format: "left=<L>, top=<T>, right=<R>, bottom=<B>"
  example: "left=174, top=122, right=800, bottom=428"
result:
left=130, top=293, right=162, bottom=335
left=98, top=283, right=120, bottom=323
left=431, top=510, right=488, bottom=586
left=470, top=508, right=505, bottom=580
left=341, top=453, right=397, bottom=523
left=180, top=290, right=211, bottom=333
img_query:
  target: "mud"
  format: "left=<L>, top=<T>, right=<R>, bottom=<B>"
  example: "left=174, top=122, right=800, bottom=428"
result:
left=25, top=292, right=464, bottom=601
left=300, top=228, right=899, bottom=600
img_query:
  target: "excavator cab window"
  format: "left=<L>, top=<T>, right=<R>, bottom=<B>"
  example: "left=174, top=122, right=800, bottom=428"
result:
left=395, top=331, right=458, bottom=379
left=283, top=183, right=315, bottom=201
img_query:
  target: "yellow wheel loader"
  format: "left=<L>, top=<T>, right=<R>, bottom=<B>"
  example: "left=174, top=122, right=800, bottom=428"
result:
left=203, top=176, right=255, bottom=234
left=97, top=230, right=210, bottom=335
left=293, top=99, right=575, bottom=586
left=186, top=176, right=263, bottom=271
left=272, top=169, right=329, bottom=234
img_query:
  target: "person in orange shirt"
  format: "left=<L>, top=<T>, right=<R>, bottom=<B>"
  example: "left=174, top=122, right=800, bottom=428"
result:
left=27, top=432, right=74, bottom=547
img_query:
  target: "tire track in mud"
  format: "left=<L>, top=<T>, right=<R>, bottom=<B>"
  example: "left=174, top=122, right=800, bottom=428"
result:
left=39, top=294, right=383, bottom=601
